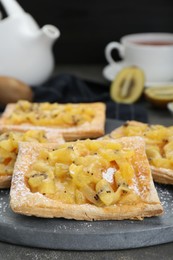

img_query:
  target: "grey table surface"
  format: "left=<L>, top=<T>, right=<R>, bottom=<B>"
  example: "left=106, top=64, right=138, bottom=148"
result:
left=1, top=65, right=173, bottom=260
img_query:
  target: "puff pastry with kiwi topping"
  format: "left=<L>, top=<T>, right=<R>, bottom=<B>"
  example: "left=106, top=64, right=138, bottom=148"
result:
left=0, top=129, right=64, bottom=189
left=10, top=137, right=163, bottom=220
left=0, top=100, right=106, bottom=141
left=103, top=120, right=173, bottom=185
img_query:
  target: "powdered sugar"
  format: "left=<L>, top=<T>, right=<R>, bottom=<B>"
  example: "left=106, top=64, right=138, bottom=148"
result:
left=0, top=189, right=9, bottom=218
left=156, top=183, right=173, bottom=216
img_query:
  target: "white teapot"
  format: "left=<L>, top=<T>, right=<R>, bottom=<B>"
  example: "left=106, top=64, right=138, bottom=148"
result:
left=0, top=0, right=60, bottom=86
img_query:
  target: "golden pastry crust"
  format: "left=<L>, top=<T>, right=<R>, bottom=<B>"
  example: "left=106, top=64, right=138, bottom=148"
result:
left=0, top=129, right=64, bottom=189
left=151, top=167, right=173, bottom=185
left=0, top=101, right=106, bottom=140
left=10, top=137, right=163, bottom=221
left=104, top=120, right=173, bottom=185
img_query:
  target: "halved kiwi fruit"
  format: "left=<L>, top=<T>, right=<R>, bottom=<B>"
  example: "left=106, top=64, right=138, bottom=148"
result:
left=110, top=66, right=145, bottom=104
left=144, top=86, right=173, bottom=107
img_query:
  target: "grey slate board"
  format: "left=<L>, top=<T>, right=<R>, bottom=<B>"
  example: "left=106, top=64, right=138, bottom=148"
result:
left=0, top=119, right=173, bottom=250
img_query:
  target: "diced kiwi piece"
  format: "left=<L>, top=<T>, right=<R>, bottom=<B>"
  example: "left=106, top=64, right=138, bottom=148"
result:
left=110, top=66, right=145, bottom=104
left=144, top=86, right=173, bottom=107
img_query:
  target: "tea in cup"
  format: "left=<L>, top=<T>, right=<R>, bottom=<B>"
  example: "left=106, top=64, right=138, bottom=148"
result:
left=105, top=33, right=173, bottom=83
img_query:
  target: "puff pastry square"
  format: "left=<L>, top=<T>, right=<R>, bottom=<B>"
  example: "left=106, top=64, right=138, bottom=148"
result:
left=104, top=120, right=173, bottom=185
left=0, top=128, right=64, bottom=189
left=10, top=137, right=163, bottom=221
left=0, top=100, right=106, bottom=140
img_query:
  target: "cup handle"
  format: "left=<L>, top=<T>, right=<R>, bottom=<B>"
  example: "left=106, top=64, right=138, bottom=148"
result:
left=105, top=42, right=124, bottom=64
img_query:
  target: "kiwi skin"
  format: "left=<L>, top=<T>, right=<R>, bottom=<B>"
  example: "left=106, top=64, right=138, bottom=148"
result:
left=0, top=76, right=33, bottom=106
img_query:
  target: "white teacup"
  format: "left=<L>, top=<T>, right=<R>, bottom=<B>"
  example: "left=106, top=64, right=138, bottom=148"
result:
left=105, top=33, right=173, bottom=83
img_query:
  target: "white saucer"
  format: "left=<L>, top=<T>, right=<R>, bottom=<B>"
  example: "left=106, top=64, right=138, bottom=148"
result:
left=103, top=62, right=173, bottom=88
left=103, top=62, right=123, bottom=82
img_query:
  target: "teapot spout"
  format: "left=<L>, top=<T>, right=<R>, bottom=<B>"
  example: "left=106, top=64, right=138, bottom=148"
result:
left=0, top=0, right=25, bottom=16
left=40, top=25, right=60, bottom=46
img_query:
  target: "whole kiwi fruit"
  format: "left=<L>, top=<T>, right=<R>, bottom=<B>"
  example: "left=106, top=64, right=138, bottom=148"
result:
left=0, top=76, right=33, bottom=106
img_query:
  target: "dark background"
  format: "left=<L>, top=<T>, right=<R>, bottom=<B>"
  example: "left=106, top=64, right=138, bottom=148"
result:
left=1, top=0, right=173, bottom=65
